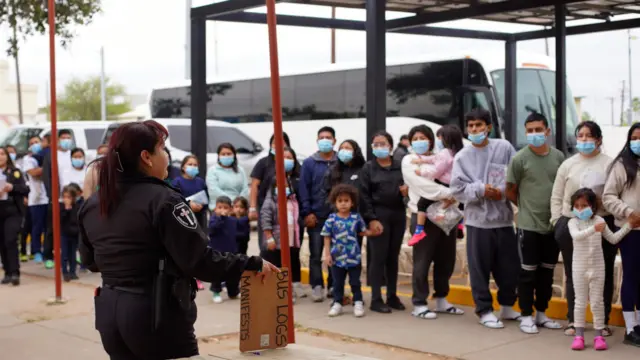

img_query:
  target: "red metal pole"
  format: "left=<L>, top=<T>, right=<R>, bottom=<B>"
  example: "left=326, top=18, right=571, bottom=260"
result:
left=48, top=0, right=63, bottom=301
left=265, top=0, right=295, bottom=344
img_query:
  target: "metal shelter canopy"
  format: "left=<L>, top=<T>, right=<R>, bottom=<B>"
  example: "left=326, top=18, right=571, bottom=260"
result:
left=189, top=0, right=640, bottom=160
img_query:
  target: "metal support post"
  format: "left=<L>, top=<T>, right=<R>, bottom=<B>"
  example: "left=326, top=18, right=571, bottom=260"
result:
left=555, top=5, right=567, bottom=154
left=504, top=37, right=517, bottom=145
left=365, top=0, right=386, bottom=157
left=190, top=15, right=208, bottom=177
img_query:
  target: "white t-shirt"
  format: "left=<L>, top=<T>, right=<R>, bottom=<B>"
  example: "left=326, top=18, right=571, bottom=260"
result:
left=22, top=155, right=49, bottom=206
left=61, top=166, right=85, bottom=190
left=57, top=149, right=73, bottom=192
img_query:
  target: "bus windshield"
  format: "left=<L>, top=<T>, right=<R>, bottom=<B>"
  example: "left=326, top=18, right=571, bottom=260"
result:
left=491, top=69, right=579, bottom=149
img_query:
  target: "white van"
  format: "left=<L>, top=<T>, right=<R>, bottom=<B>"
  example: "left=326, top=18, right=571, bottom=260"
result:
left=101, top=119, right=267, bottom=179
left=0, top=121, right=111, bottom=161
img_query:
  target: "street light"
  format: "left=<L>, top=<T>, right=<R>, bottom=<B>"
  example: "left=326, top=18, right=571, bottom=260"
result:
left=628, top=30, right=636, bottom=124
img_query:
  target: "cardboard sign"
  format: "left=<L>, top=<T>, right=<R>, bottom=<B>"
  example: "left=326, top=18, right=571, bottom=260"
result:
left=239, top=268, right=290, bottom=352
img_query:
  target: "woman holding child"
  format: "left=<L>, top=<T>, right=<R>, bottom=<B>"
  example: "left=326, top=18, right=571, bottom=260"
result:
left=401, top=124, right=465, bottom=320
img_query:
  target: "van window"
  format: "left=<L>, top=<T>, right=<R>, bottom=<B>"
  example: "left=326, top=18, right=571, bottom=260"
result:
left=0, top=128, right=45, bottom=154
left=84, top=128, right=105, bottom=150
left=166, top=125, right=256, bottom=154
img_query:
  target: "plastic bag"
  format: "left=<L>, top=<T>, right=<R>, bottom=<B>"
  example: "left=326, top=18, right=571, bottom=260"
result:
left=426, top=201, right=463, bottom=235
left=185, top=190, right=208, bottom=205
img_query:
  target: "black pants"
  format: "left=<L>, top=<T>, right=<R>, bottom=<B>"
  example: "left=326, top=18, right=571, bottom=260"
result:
left=43, top=202, right=55, bottom=261
left=95, top=287, right=198, bottom=360
left=467, top=225, right=520, bottom=315
left=260, top=247, right=302, bottom=283
left=517, top=229, right=559, bottom=317
left=555, top=215, right=617, bottom=324
left=19, top=208, right=32, bottom=256
left=331, top=265, right=363, bottom=304
left=0, top=214, right=22, bottom=276
left=368, top=206, right=406, bottom=302
left=236, top=236, right=249, bottom=256
left=410, top=213, right=456, bottom=306
left=210, top=275, right=241, bottom=298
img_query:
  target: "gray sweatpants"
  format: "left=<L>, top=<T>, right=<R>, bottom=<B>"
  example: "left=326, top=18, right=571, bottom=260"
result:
left=466, top=225, right=520, bottom=315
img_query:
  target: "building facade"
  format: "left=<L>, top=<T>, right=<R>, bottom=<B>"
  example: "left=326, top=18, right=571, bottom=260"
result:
left=0, top=60, right=39, bottom=128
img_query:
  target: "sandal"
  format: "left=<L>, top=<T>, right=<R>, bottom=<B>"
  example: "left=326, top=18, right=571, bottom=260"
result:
left=536, top=319, right=562, bottom=330
left=519, top=322, right=539, bottom=334
left=412, top=309, right=437, bottom=320
left=602, top=327, right=613, bottom=337
left=564, top=324, right=576, bottom=336
left=480, top=318, right=505, bottom=329
left=436, top=306, right=465, bottom=315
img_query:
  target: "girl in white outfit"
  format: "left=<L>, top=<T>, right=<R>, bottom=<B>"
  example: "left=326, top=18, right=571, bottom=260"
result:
left=567, top=188, right=631, bottom=351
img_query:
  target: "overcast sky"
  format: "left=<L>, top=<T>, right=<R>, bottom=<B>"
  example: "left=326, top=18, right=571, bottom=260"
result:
left=0, top=0, right=638, bottom=124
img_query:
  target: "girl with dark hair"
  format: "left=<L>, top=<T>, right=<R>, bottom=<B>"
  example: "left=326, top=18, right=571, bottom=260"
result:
left=249, top=132, right=291, bottom=221
left=567, top=188, right=633, bottom=350
left=409, top=125, right=464, bottom=246
left=0, top=146, right=29, bottom=286
left=164, top=148, right=181, bottom=183
left=402, top=124, right=464, bottom=320
left=206, top=143, right=249, bottom=210
left=78, top=120, right=278, bottom=359
left=61, top=148, right=86, bottom=190
left=173, top=155, right=208, bottom=227
left=602, top=122, right=640, bottom=346
left=360, top=130, right=408, bottom=313
left=550, top=120, right=618, bottom=337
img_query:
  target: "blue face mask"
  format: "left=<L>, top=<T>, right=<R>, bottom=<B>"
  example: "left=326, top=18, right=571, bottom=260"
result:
left=338, top=149, right=353, bottom=163
left=576, top=141, right=596, bottom=155
left=412, top=140, right=430, bottom=155
left=317, top=139, right=334, bottom=153
left=60, top=138, right=73, bottom=150
left=30, top=143, right=42, bottom=154
left=527, top=133, right=547, bottom=147
left=219, top=155, right=234, bottom=167
left=274, top=187, right=291, bottom=197
left=71, top=158, right=85, bottom=169
left=270, top=148, right=276, bottom=156
left=372, top=147, right=390, bottom=159
left=572, top=207, right=593, bottom=221
left=284, top=158, right=294, bottom=172
left=468, top=132, right=487, bottom=145
left=185, top=165, right=199, bottom=177
left=630, top=140, right=640, bottom=156
left=9, top=153, right=16, bottom=161
left=435, top=139, right=444, bottom=151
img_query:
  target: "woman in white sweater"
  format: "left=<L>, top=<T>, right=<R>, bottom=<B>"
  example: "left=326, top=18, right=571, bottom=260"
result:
left=602, top=122, right=640, bottom=347
left=549, top=121, right=616, bottom=337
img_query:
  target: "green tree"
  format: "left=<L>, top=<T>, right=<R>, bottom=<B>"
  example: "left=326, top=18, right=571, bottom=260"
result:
left=581, top=111, right=594, bottom=122
left=0, top=0, right=101, bottom=123
left=49, top=76, right=131, bottom=121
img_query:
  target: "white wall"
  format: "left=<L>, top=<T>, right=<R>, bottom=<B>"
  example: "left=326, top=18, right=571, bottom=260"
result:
left=0, top=60, right=39, bottom=128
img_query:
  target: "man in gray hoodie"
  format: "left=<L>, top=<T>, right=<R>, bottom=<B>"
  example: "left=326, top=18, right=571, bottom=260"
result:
left=450, top=108, right=520, bottom=329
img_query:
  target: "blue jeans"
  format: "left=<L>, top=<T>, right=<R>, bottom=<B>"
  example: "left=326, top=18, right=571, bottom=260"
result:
left=331, top=265, right=363, bottom=305
left=61, top=235, right=78, bottom=275
left=307, top=219, right=327, bottom=288
left=29, top=205, right=48, bottom=255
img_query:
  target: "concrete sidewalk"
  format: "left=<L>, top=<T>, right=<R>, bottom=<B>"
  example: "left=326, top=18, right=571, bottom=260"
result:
left=13, top=262, right=638, bottom=360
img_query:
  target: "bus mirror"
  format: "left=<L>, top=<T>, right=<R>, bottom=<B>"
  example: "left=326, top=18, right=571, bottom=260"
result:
left=253, top=143, right=264, bottom=154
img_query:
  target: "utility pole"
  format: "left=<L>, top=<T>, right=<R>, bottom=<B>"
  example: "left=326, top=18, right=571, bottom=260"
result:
left=100, top=46, right=106, bottom=121
left=185, top=0, right=192, bottom=79
left=629, top=30, right=634, bottom=124
left=621, top=80, right=626, bottom=125
left=331, top=6, right=336, bottom=64
left=606, top=96, right=615, bottom=125
left=544, top=25, right=550, bottom=56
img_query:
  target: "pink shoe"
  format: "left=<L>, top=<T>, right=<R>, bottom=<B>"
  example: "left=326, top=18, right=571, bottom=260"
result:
left=196, top=280, right=204, bottom=291
left=593, top=336, right=607, bottom=351
left=571, top=336, right=585, bottom=350
left=408, top=231, right=427, bottom=246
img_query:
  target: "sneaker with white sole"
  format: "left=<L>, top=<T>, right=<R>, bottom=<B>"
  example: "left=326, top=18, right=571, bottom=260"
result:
left=311, top=286, right=324, bottom=302
left=353, top=301, right=365, bottom=317
left=328, top=302, right=343, bottom=317
left=293, top=282, right=307, bottom=298
left=212, top=292, right=223, bottom=304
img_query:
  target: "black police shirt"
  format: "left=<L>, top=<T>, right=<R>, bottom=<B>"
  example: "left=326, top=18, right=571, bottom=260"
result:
left=78, top=176, right=262, bottom=287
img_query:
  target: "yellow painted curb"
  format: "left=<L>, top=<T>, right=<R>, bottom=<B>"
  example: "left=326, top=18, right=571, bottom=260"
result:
left=300, top=268, right=624, bottom=327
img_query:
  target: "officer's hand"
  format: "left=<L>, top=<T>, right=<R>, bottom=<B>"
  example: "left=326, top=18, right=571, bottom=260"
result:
left=258, top=260, right=280, bottom=282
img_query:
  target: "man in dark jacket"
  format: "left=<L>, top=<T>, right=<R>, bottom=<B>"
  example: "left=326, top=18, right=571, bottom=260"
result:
left=299, top=126, right=337, bottom=302
left=393, top=135, right=410, bottom=163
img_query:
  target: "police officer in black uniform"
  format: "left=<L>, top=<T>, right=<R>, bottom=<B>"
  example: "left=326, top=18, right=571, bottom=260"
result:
left=0, top=146, right=29, bottom=286
left=79, top=121, right=278, bottom=360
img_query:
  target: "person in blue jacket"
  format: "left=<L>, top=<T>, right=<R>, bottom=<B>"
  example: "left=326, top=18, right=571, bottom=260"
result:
left=299, top=126, right=338, bottom=302
left=172, top=155, right=208, bottom=227
left=208, top=196, right=241, bottom=304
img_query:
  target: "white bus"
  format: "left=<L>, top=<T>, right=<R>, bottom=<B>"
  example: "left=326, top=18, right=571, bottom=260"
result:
left=148, top=50, right=579, bottom=157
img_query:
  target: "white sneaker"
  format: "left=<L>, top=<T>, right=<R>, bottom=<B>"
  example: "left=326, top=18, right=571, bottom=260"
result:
left=293, top=282, right=307, bottom=298
left=328, top=302, right=343, bottom=317
left=479, top=312, right=504, bottom=329
left=353, top=301, right=365, bottom=317
left=212, top=293, right=223, bottom=304
left=311, top=286, right=324, bottom=302
left=499, top=306, right=521, bottom=321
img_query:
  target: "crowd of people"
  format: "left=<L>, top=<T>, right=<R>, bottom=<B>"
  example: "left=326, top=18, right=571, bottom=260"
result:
left=0, top=110, right=639, bottom=351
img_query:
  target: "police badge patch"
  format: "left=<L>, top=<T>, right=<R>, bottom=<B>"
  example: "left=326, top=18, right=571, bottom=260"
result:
left=173, top=202, right=198, bottom=230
